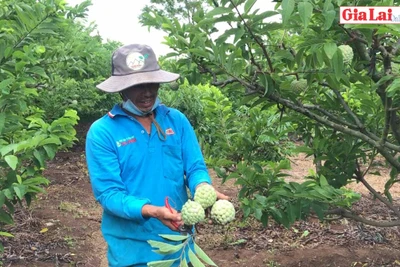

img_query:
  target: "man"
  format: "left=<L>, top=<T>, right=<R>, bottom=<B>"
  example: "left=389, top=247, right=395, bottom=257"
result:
left=85, top=44, right=227, bottom=267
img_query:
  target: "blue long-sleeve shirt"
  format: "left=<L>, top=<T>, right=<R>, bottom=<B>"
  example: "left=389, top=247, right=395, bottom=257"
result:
left=85, top=104, right=211, bottom=267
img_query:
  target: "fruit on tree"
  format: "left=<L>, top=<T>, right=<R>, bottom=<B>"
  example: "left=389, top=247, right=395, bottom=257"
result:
left=181, top=200, right=205, bottom=225
left=338, top=44, right=354, bottom=64
left=210, top=200, right=235, bottom=225
left=169, top=81, right=179, bottom=91
left=290, top=79, right=307, bottom=92
left=194, top=184, right=217, bottom=209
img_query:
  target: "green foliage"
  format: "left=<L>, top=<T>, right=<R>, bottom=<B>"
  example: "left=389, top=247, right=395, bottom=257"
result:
left=142, top=0, right=400, bottom=227
left=147, top=234, right=217, bottom=267
left=0, top=0, right=117, bottom=251
left=37, top=77, right=120, bottom=122
left=220, top=160, right=360, bottom=228
left=160, top=81, right=293, bottom=166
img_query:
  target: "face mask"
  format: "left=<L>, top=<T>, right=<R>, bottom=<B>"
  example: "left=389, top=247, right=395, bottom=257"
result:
left=122, top=97, right=161, bottom=116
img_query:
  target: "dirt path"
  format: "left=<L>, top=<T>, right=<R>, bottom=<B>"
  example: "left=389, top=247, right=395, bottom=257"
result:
left=2, top=149, right=400, bottom=267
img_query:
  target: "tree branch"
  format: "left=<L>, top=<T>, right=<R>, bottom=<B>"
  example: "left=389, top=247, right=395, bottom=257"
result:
left=326, top=208, right=400, bottom=227
left=266, top=91, right=400, bottom=171
left=320, top=82, right=400, bottom=152
left=354, top=161, right=400, bottom=217
left=360, top=149, right=377, bottom=177
left=303, top=104, right=358, bottom=129
left=229, top=0, right=274, bottom=72
left=323, top=83, right=364, bottom=129
left=211, top=78, right=239, bottom=88
left=339, top=25, right=369, bottom=46
left=381, top=96, right=392, bottom=144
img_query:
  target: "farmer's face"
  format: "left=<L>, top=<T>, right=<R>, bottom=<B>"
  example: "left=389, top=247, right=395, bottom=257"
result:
left=123, top=83, right=160, bottom=112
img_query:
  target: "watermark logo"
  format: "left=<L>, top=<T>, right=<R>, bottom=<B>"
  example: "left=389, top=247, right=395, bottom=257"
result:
left=340, top=6, right=400, bottom=24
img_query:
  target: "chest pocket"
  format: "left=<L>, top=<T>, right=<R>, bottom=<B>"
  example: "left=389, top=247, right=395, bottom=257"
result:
left=162, top=144, right=184, bottom=181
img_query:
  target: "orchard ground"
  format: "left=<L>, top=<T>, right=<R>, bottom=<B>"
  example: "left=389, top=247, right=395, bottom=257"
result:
left=2, top=124, right=400, bottom=267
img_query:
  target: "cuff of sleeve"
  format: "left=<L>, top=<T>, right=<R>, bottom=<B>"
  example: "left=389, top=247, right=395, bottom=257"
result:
left=125, top=198, right=151, bottom=222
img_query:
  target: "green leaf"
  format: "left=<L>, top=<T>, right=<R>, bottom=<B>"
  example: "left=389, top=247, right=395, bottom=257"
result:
left=254, top=208, right=263, bottom=220
left=0, top=231, right=14, bottom=238
left=13, top=185, right=26, bottom=200
left=38, top=137, right=62, bottom=146
left=286, top=202, right=296, bottom=223
left=244, top=0, right=257, bottom=14
left=194, top=243, right=217, bottom=266
left=22, top=176, right=49, bottom=186
left=4, top=155, right=18, bottom=170
left=206, top=7, right=233, bottom=18
left=253, top=11, right=279, bottom=23
left=147, top=259, right=177, bottom=267
left=188, top=48, right=210, bottom=58
left=234, top=27, right=245, bottom=43
left=0, top=113, right=5, bottom=134
left=298, top=2, right=313, bottom=28
left=323, top=43, right=337, bottom=60
left=332, top=51, right=343, bottom=78
left=387, top=78, right=400, bottom=97
left=319, top=175, right=329, bottom=187
left=310, top=203, right=326, bottom=220
left=376, top=75, right=394, bottom=86
left=188, top=248, right=206, bottom=267
left=281, top=0, right=295, bottom=25
left=147, top=240, right=184, bottom=254
left=33, top=150, right=45, bottom=168
left=181, top=258, right=189, bottom=267
left=159, top=234, right=190, bottom=242
left=0, top=192, right=5, bottom=207
left=0, top=78, right=13, bottom=93
left=0, top=144, right=17, bottom=157
left=323, top=10, right=336, bottom=30
left=0, top=209, right=13, bottom=225
left=43, top=145, right=57, bottom=159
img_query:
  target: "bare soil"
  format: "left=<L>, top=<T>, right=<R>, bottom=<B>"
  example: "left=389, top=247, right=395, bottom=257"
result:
left=1, top=127, right=400, bottom=267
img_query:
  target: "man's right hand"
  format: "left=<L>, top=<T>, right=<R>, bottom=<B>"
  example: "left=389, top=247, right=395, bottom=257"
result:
left=142, top=205, right=183, bottom=231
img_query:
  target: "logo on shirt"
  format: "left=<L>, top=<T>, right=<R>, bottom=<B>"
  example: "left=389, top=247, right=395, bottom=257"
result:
left=165, top=128, right=175, bottom=135
left=116, top=136, right=137, bottom=147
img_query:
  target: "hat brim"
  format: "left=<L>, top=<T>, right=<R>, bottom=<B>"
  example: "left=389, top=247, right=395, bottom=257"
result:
left=96, top=70, right=180, bottom=93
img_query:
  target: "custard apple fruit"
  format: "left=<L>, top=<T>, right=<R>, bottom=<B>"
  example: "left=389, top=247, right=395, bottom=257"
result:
left=210, top=200, right=235, bottom=225
left=169, top=81, right=179, bottom=91
left=338, top=45, right=354, bottom=64
left=181, top=200, right=205, bottom=225
left=290, top=79, right=307, bottom=92
left=194, top=184, right=217, bottom=209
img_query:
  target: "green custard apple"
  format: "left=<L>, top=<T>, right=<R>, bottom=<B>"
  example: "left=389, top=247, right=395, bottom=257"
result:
left=181, top=200, right=205, bottom=225
left=169, top=81, right=179, bottom=91
left=194, top=184, right=217, bottom=209
left=210, top=200, right=235, bottom=225
left=290, top=79, right=308, bottom=92
left=338, top=45, right=354, bottom=65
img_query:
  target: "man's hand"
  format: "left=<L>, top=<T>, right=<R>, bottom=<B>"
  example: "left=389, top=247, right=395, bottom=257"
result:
left=216, top=190, right=229, bottom=200
left=142, top=205, right=183, bottom=231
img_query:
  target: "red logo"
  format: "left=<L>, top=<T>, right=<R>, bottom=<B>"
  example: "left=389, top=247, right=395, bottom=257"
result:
left=165, top=128, right=175, bottom=135
left=340, top=6, right=400, bottom=24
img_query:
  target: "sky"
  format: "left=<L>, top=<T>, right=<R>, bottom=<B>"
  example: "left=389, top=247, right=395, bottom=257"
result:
left=66, top=0, right=278, bottom=57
